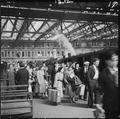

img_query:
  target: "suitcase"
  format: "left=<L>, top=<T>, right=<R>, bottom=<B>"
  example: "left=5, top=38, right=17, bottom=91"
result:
left=48, top=89, right=61, bottom=105
left=80, top=84, right=85, bottom=96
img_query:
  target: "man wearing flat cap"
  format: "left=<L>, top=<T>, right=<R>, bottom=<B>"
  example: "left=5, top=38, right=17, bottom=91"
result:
left=87, top=58, right=100, bottom=108
left=80, top=61, right=90, bottom=100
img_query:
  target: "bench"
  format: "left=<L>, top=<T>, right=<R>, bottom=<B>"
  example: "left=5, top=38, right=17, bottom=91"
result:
left=1, top=85, right=33, bottom=119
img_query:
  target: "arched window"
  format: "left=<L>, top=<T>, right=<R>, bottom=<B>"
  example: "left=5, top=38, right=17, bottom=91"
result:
left=1, top=52, right=4, bottom=57
left=12, top=51, right=14, bottom=57
left=22, top=51, right=24, bottom=57
left=28, top=51, right=30, bottom=57
left=41, top=51, right=44, bottom=56
left=8, top=51, right=10, bottom=57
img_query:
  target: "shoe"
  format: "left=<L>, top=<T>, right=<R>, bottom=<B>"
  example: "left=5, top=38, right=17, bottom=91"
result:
left=83, top=98, right=87, bottom=101
left=88, top=105, right=93, bottom=108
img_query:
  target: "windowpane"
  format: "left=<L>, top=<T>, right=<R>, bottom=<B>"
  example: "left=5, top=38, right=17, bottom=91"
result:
left=1, top=52, right=4, bottom=57
left=22, top=51, right=24, bottom=57
left=28, top=51, right=30, bottom=57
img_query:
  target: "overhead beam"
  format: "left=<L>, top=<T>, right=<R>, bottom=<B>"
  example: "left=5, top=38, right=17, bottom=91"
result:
left=10, top=17, right=18, bottom=37
left=1, top=19, right=9, bottom=31
left=35, top=21, right=60, bottom=42
left=105, top=23, right=114, bottom=34
left=15, top=18, right=32, bottom=41
left=2, top=30, right=43, bottom=34
left=80, top=23, right=115, bottom=39
left=88, top=22, right=94, bottom=34
left=66, top=22, right=90, bottom=36
left=30, top=23, right=37, bottom=32
left=1, top=7, right=118, bottom=23
left=63, top=23, right=74, bottom=31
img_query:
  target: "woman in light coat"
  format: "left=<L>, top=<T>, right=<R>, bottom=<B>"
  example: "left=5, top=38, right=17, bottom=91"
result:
left=37, top=66, right=46, bottom=98
left=53, top=67, right=64, bottom=98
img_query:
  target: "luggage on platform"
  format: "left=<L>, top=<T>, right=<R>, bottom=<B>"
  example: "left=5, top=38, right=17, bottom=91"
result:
left=80, top=84, right=85, bottom=96
left=48, top=88, right=61, bottom=105
left=65, top=84, right=74, bottom=97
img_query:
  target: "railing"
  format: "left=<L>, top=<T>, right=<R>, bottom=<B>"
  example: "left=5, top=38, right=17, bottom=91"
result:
left=1, top=85, right=33, bottom=119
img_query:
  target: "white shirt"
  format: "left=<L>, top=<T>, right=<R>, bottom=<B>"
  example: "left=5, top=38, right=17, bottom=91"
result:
left=93, top=65, right=99, bottom=79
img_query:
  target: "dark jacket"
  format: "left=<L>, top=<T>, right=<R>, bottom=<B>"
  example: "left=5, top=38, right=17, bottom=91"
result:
left=74, top=68, right=81, bottom=81
left=88, top=65, right=95, bottom=81
left=80, top=66, right=89, bottom=84
left=15, top=67, right=29, bottom=85
left=98, top=68, right=119, bottom=112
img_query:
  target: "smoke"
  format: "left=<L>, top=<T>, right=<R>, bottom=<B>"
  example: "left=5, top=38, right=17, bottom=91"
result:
left=49, top=32, right=76, bottom=57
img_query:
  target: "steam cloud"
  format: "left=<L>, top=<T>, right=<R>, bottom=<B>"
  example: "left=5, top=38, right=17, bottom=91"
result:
left=49, top=32, right=76, bottom=57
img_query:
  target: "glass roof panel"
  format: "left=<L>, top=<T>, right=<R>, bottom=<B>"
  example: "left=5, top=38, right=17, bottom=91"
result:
left=64, top=22, right=72, bottom=27
left=40, top=23, right=49, bottom=32
left=1, top=19, right=7, bottom=28
left=67, top=23, right=79, bottom=32
left=63, top=29, right=68, bottom=34
left=3, top=20, right=13, bottom=31
left=11, top=33, right=18, bottom=39
left=23, top=33, right=34, bottom=37
left=31, top=21, right=44, bottom=31
left=96, top=24, right=105, bottom=30
left=28, top=24, right=35, bottom=32
left=16, top=19, right=24, bottom=30
left=33, top=34, right=41, bottom=39
left=21, top=37, right=29, bottom=40
left=47, top=21, right=56, bottom=26
left=2, top=32, right=11, bottom=37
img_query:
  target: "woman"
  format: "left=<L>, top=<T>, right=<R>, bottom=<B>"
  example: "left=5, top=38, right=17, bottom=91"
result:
left=26, top=64, right=33, bottom=92
left=7, top=64, right=15, bottom=85
left=98, top=50, right=119, bottom=119
left=66, top=67, right=82, bottom=103
left=37, top=66, right=46, bottom=98
left=53, top=67, right=64, bottom=98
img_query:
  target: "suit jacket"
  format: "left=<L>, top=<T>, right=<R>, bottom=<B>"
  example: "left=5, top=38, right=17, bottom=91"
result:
left=87, top=65, right=96, bottom=82
left=98, top=68, right=119, bottom=112
left=15, top=67, right=29, bottom=85
left=80, top=66, right=89, bottom=84
left=74, top=68, right=81, bottom=80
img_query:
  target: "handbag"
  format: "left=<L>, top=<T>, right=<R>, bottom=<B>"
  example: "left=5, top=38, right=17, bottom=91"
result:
left=74, top=75, right=82, bottom=86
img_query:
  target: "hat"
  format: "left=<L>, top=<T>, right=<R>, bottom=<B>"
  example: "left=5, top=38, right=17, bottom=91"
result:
left=92, top=58, right=100, bottom=63
left=19, top=62, right=25, bottom=67
left=84, top=61, right=90, bottom=65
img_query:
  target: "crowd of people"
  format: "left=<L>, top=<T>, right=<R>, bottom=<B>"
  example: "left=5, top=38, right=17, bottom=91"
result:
left=1, top=50, right=119, bottom=119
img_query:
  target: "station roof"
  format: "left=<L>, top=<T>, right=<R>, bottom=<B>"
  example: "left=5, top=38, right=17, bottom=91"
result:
left=1, top=1, right=119, bottom=44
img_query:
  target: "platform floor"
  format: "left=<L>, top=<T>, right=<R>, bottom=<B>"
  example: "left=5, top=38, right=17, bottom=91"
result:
left=33, top=96, right=96, bottom=118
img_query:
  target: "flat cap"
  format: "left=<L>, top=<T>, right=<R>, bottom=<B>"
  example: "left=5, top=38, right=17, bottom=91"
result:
left=84, top=61, right=90, bottom=65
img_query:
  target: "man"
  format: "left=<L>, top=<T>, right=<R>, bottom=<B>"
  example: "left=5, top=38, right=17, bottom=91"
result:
left=74, top=63, right=81, bottom=81
left=15, top=62, right=29, bottom=85
left=87, top=58, right=100, bottom=108
left=81, top=61, right=90, bottom=101
left=98, top=50, right=119, bottom=119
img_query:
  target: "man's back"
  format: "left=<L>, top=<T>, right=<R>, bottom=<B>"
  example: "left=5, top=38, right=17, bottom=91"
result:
left=15, top=68, right=29, bottom=85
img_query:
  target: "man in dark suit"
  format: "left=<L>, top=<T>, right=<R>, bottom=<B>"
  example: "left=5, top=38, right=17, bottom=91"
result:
left=80, top=61, right=90, bottom=101
left=15, top=62, right=29, bottom=85
left=98, top=50, right=119, bottom=119
left=87, top=58, right=100, bottom=108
